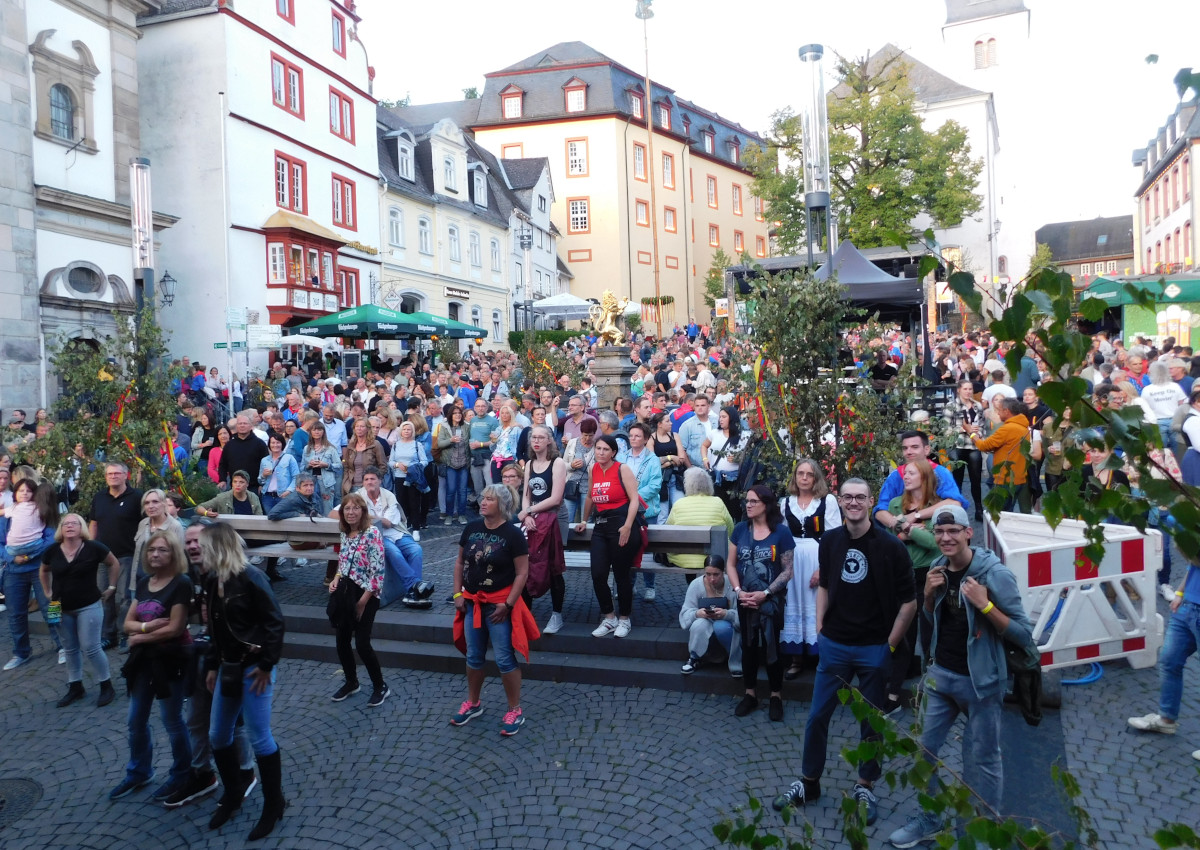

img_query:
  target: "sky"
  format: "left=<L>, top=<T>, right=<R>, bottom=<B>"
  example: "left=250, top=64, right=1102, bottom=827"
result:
left=354, top=0, right=1197, bottom=225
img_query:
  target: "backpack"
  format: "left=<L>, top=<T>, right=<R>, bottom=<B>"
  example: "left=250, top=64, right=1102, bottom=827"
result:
left=431, top=424, right=444, bottom=463
left=1005, top=635, right=1043, bottom=727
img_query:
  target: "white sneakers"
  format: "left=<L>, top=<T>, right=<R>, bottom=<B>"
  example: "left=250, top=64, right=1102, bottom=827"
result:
left=58, top=649, right=65, bottom=665
left=2, top=656, right=28, bottom=671
left=543, top=613, right=563, bottom=635
left=592, top=617, right=632, bottom=637
left=1193, top=750, right=1200, bottom=762
left=1161, top=583, right=1177, bottom=603
left=643, top=588, right=656, bottom=602
left=1128, top=713, right=1177, bottom=734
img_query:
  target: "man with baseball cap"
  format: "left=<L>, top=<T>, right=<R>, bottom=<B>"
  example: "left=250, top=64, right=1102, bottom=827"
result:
left=888, top=504, right=1034, bottom=848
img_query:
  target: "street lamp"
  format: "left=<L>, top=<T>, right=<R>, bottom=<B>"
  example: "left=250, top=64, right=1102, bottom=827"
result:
left=159, top=270, right=177, bottom=307
left=635, top=0, right=663, bottom=339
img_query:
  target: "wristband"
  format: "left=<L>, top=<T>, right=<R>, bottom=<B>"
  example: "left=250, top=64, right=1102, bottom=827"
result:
left=106, top=585, right=116, bottom=591
left=452, top=592, right=463, bottom=599
left=980, top=601, right=995, bottom=615
left=889, top=644, right=895, bottom=653
left=1176, top=591, right=1185, bottom=597
left=141, top=623, right=146, bottom=633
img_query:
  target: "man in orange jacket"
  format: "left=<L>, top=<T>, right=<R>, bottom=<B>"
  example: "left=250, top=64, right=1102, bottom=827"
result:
left=970, top=397, right=1031, bottom=512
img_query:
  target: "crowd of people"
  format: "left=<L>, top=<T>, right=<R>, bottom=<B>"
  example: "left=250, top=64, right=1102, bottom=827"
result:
left=1, top=317, right=1197, bottom=843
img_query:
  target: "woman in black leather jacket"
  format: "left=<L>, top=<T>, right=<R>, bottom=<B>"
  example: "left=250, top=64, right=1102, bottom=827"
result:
left=199, top=522, right=286, bottom=840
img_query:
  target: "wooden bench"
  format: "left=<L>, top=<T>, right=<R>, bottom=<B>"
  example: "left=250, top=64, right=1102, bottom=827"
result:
left=564, top=524, right=727, bottom=575
left=215, top=516, right=341, bottom=563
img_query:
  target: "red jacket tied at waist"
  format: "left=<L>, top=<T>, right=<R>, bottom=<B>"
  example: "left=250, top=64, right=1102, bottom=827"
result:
left=452, top=588, right=540, bottom=663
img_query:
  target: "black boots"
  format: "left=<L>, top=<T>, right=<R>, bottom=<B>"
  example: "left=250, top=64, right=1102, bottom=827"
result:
left=56, top=681, right=85, bottom=707
left=264, top=558, right=287, bottom=582
left=97, top=679, right=116, bottom=707
left=208, top=746, right=250, bottom=830
left=248, top=749, right=286, bottom=841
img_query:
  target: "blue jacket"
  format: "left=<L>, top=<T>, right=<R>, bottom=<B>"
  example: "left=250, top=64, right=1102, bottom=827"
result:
left=874, top=463, right=968, bottom=517
left=921, top=546, right=1034, bottom=699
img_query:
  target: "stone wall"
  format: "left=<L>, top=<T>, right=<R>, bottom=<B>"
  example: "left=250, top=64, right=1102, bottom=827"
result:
left=0, top=0, right=43, bottom=415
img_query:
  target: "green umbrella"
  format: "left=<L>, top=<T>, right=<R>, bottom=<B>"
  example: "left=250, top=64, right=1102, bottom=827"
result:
left=289, top=305, right=447, bottom=338
left=439, top=317, right=489, bottom=339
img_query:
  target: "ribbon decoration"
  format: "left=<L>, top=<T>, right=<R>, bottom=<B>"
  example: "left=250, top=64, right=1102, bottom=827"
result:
left=106, top=380, right=196, bottom=506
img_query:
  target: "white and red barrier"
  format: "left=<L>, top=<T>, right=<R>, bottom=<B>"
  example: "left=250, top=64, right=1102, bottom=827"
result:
left=984, top=512, right=1164, bottom=671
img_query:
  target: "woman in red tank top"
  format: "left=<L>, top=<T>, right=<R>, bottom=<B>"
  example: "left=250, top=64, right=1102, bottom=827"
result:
left=573, top=435, right=643, bottom=639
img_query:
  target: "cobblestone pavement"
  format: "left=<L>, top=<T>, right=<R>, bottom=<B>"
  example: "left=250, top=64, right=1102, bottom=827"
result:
left=2, top=520, right=1196, bottom=848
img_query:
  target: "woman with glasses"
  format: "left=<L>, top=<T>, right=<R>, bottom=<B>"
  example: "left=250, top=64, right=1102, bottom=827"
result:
left=727, top=484, right=795, bottom=722
left=779, top=459, right=840, bottom=681
left=944, top=379, right=985, bottom=522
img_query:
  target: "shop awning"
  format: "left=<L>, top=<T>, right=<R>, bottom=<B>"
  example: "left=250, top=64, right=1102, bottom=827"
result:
left=288, top=305, right=447, bottom=338
left=439, top=317, right=488, bottom=339
left=1082, top=273, right=1200, bottom=306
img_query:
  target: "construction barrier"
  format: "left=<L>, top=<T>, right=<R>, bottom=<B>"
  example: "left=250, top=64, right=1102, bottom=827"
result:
left=984, top=512, right=1164, bottom=672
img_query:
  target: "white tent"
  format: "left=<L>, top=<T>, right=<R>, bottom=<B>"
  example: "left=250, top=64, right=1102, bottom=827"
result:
left=285, top=336, right=342, bottom=351
left=531, top=292, right=593, bottom=320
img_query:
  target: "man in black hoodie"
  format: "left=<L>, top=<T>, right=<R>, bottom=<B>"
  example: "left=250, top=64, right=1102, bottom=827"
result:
left=774, top=477, right=916, bottom=826
left=217, top=414, right=269, bottom=492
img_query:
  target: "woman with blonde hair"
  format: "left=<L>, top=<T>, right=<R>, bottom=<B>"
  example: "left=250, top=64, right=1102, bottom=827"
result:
left=131, top=489, right=185, bottom=580
left=39, top=513, right=119, bottom=707
left=374, top=407, right=401, bottom=446
left=389, top=419, right=430, bottom=529
left=779, top=458, right=841, bottom=679
left=342, top=417, right=387, bottom=497
left=110, top=529, right=192, bottom=803
left=199, top=522, right=286, bottom=839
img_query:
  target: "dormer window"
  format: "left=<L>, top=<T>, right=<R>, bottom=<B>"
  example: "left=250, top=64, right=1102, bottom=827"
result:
left=444, top=156, right=457, bottom=192
left=682, top=114, right=691, bottom=136
left=500, top=84, right=523, bottom=119
left=702, top=131, right=714, bottom=154
left=656, top=102, right=671, bottom=130
left=473, top=169, right=487, bottom=207
left=728, top=139, right=740, bottom=164
left=564, top=77, right=587, bottom=113
left=397, top=142, right=413, bottom=180
left=630, top=92, right=644, bottom=119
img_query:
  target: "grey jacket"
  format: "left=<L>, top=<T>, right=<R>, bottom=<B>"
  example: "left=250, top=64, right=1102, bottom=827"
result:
left=921, top=545, right=1034, bottom=699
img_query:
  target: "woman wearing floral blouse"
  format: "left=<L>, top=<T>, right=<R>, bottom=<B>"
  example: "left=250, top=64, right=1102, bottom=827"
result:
left=328, top=493, right=389, bottom=707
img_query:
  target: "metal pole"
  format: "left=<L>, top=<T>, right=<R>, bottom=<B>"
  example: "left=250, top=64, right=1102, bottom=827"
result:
left=638, top=3, right=663, bottom=339
left=520, top=226, right=534, bottom=332
left=218, top=91, right=234, bottom=383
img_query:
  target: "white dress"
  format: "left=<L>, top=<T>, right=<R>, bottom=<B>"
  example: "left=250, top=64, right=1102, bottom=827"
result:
left=779, top=493, right=842, bottom=652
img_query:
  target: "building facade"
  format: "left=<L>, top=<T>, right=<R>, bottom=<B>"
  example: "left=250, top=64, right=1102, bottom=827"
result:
left=1132, top=100, right=1197, bottom=276
left=376, top=109, right=514, bottom=354
left=137, top=0, right=380, bottom=373
left=1034, top=215, right=1134, bottom=285
left=461, top=41, right=769, bottom=331
left=1, top=0, right=177, bottom=413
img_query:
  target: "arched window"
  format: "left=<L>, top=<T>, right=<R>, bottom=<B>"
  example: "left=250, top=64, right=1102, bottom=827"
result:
left=986, top=38, right=998, bottom=67
left=418, top=217, right=432, bottom=254
left=490, top=238, right=501, bottom=272
left=997, top=255, right=1008, bottom=274
left=388, top=207, right=404, bottom=247
left=399, top=293, right=423, bottom=313
left=471, top=305, right=483, bottom=328
left=397, top=143, right=414, bottom=180
left=444, top=156, right=457, bottom=191
left=448, top=225, right=461, bottom=261
left=50, top=84, right=74, bottom=140
left=492, top=309, right=502, bottom=340
left=974, top=41, right=985, bottom=68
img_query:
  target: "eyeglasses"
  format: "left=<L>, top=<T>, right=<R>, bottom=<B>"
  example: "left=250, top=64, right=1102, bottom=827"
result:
left=933, top=527, right=966, bottom=537
left=839, top=494, right=870, bottom=503
left=744, top=498, right=763, bottom=505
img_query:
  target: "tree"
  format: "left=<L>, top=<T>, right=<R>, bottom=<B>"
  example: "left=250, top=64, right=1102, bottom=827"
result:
left=378, top=93, right=410, bottom=109
left=703, top=247, right=734, bottom=309
left=1025, top=242, right=1056, bottom=279
left=462, top=87, right=479, bottom=99
left=747, top=50, right=983, bottom=251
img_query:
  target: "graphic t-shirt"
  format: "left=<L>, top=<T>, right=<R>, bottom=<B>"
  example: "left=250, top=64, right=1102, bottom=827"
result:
left=819, top=530, right=887, bottom=645
left=133, top=573, right=194, bottom=645
left=459, top=520, right=529, bottom=593
left=935, top=567, right=971, bottom=675
left=730, top=522, right=796, bottom=592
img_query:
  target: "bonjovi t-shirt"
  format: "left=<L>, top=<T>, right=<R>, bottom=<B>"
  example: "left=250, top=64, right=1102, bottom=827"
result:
left=459, top=519, right=529, bottom=593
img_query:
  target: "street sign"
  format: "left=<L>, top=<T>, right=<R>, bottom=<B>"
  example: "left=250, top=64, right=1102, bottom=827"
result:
left=227, top=306, right=247, bottom=328
left=213, top=342, right=226, bottom=349
left=246, top=324, right=282, bottom=349
left=213, top=341, right=247, bottom=350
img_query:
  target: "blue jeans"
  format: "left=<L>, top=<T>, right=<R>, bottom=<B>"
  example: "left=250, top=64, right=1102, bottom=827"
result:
left=4, top=567, right=61, bottom=660
left=1160, top=600, right=1200, bottom=721
left=210, top=665, right=278, bottom=757
left=656, top=479, right=684, bottom=525
left=801, top=635, right=890, bottom=782
left=687, top=617, right=741, bottom=673
left=379, top=535, right=423, bottom=607
left=463, top=601, right=517, bottom=674
left=261, top=492, right=281, bottom=515
left=61, top=601, right=109, bottom=684
left=918, top=664, right=1003, bottom=812
left=125, top=672, right=191, bottom=785
left=446, top=466, right=469, bottom=517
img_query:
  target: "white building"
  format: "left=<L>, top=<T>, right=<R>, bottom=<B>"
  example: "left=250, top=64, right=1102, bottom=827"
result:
left=497, top=156, right=565, bottom=329
left=1, top=0, right=177, bottom=410
left=137, top=0, right=380, bottom=373
left=1132, top=100, right=1197, bottom=275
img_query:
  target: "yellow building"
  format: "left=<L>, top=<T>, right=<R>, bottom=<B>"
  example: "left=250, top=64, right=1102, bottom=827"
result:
left=469, top=42, right=770, bottom=333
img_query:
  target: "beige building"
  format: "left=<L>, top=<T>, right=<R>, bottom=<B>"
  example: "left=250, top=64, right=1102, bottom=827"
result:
left=409, top=42, right=769, bottom=332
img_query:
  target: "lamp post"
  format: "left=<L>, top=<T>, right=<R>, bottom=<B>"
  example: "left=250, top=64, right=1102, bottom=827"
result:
left=636, top=0, right=663, bottom=339
left=519, top=225, right=534, bottom=332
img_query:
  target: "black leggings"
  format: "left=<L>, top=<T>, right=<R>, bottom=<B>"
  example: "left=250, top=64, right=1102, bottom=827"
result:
left=951, top=448, right=983, bottom=515
left=888, top=568, right=927, bottom=695
left=590, top=513, right=642, bottom=617
left=397, top=483, right=424, bottom=529
left=521, top=573, right=566, bottom=614
left=335, top=581, right=382, bottom=689
left=740, top=625, right=784, bottom=692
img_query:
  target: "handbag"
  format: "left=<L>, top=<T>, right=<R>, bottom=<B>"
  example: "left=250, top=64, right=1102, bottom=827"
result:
left=564, top=478, right=582, bottom=501
left=326, top=578, right=350, bottom=628
left=471, top=446, right=491, bottom=467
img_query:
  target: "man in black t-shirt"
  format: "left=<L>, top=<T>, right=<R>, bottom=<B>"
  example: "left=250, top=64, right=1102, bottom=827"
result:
left=867, top=350, right=899, bottom=393
left=774, top=477, right=916, bottom=826
left=87, top=462, right=143, bottom=648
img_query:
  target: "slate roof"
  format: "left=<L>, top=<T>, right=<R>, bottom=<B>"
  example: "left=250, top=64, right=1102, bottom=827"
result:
left=557, top=255, right=574, bottom=280
left=472, top=41, right=763, bottom=166
left=138, top=0, right=214, bottom=21
left=392, top=99, right=481, bottom=130
left=1035, top=216, right=1134, bottom=263
left=1132, top=100, right=1199, bottom=193
left=944, top=0, right=1028, bottom=25
left=833, top=43, right=985, bottom=106
left=501, top=158, right=548, bottom=191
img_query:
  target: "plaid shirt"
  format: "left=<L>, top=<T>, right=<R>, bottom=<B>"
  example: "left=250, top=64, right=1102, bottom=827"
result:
left=943, top=397, right=984, bottom=449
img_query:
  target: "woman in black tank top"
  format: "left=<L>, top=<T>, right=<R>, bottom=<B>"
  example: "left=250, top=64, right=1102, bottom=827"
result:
left=651, top=413, right=683, bottom=525
left=518, top=426, right=569, bottom=635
